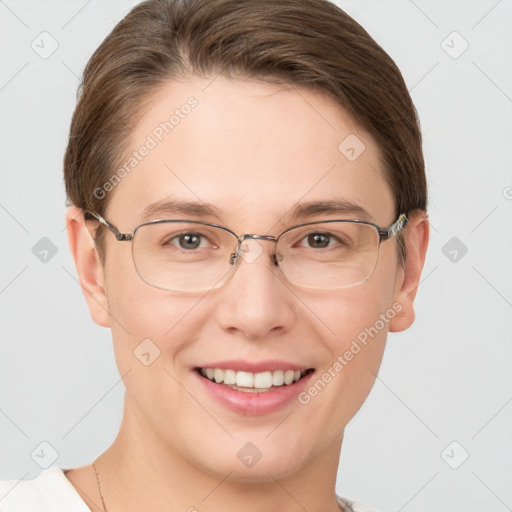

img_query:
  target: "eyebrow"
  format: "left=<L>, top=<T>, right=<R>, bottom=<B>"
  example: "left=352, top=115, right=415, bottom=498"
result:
left=140, top=199, right=222, bottom=222
left=139, top=198, right=372, bottom=223
left=286, top=200, right=372, bottom=221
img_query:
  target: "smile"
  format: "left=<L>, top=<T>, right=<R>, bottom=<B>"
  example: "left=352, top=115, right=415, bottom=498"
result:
left=196, top=367, right=313, bottom=392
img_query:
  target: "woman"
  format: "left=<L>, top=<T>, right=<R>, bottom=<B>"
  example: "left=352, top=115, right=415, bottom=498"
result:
left=0, top=0, right=428, bottom=510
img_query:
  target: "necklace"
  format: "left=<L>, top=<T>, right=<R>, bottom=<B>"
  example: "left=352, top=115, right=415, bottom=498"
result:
left=92, top=461, right=107, bottom=512
left=92, top=460, right=345, bottom=512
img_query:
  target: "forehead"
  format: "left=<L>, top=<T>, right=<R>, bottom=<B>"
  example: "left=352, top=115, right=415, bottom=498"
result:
left=106, top=76, right=395, bottom=230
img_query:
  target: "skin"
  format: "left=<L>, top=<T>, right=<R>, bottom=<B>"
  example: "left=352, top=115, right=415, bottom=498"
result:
left=65, top=76, right=429, bottom=512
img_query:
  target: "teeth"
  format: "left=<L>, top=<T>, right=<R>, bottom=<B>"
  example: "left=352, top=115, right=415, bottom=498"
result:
left=213, top=368, right=223, bottom=383
left=199, top=367, right=308, bottom=390
left=272, top=371, right=284, bottom=386
left=254, top=371, right=272, bottom=389
left=224, top=369, right=236, bottom=385
left=284, top=370, right=295, bottom=385
left=236, top=371, right=253, bottom=387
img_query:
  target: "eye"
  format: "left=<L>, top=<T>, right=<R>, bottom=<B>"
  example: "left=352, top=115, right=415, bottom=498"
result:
left=306, top=232, right=333, bottom=248
left=300, top=231, right=344, bottom=249
left=165, top=231, right=210, bottom=250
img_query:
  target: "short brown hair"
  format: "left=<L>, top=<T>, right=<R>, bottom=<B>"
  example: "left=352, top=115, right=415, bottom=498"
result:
left=63, top=0, right=427, bottom=264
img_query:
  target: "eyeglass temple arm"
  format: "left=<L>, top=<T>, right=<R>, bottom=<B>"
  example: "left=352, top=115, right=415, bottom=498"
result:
left=378, top=213, right=408, bottom=240
left=86, top=211, right=133, bottom=241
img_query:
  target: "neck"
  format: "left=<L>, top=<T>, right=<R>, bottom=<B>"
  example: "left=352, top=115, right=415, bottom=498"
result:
left=94, top=395, right=345, bottom=512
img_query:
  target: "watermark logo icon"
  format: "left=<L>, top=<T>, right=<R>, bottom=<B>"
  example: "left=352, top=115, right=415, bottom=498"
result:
left=31, top=441, right=59, bottom=469
left=441, top=31, right=469, bottom=60
left=338, top=134, right=366, bottom=162
left=441, top=441, right=469, bottom=469
left=442, top=237, right=468, bottom=263
left=239, top=240, right=264, bottom=264
left=237, top=442, right=263, bottom=468
left=134, top=338, right=161, bottom=366
left=32, top=237, right=58, bottom=263
left=31, top=31, right=59, bottom=59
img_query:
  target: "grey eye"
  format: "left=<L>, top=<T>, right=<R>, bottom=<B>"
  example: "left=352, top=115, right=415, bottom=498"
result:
left=178, top=233, right=202, bottom=249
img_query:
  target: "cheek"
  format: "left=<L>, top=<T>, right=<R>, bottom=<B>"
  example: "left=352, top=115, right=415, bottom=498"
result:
left=310, top=286, right=392, bottom=381
left=299, top=259, right=399, bottom=411
left=308, top=252, right=398, bottom=352
left=102, top=247, right=209, bottom=370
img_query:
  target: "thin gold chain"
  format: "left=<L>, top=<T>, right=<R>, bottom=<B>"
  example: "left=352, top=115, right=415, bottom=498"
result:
left=91, top=459, right=348, bottom=512
left=92, top=461, right=107, bottom=512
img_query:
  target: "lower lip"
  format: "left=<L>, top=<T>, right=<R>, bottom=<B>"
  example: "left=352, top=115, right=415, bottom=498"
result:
left=194, top=370, right=315, bottom=416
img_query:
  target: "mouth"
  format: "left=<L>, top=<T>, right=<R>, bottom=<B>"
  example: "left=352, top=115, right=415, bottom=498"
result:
left=194, top=367, right=315, bottom=393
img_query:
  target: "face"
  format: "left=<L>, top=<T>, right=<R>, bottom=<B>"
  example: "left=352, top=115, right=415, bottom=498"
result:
left=71, top=76, right=423, bottom=482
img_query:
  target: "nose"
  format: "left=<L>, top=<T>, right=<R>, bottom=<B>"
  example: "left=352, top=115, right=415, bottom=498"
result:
left=214, top=238, right=296, bottom=340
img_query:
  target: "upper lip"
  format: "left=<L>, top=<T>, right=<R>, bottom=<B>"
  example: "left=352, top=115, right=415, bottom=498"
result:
left=194, top=359, right=314, bottom=373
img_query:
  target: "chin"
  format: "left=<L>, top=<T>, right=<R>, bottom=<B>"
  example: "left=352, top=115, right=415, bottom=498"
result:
left=192, top=437, right=312, bottom=483
left=204, top=459, right=304, bottom=484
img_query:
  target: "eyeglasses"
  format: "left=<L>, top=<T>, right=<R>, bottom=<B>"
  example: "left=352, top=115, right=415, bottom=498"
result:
left=86, top=211, right=408, bottom=292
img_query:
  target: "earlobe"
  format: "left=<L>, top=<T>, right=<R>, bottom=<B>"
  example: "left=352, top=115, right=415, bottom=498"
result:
left=65, top=206, right=111, bottom=328
left=389, top=210, right=430, bottom=333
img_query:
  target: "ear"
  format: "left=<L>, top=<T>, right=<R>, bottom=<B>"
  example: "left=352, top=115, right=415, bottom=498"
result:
left=65, top=206, right=111, bottom=328
left=389, top=210, right=429, bottom=332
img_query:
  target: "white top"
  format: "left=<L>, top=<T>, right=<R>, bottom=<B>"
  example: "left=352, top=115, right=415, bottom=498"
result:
left=0, top=466, right=380, bottom=512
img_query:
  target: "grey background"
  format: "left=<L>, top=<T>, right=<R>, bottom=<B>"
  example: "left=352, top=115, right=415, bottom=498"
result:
left=1, top=0, right=511, bottom=510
